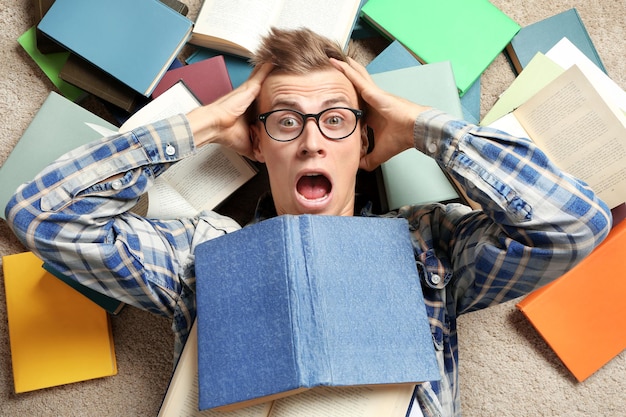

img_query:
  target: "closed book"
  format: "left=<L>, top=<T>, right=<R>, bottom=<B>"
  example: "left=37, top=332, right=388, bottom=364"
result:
left=516, top=219, right=626, bottom=382
left=1, top=91, right=117, bottom=220
left=194, top=215, right=439, bottom=411
left=152, top=56, right=233, bottom=105
left=361, top=0, right=520, bottom=96
left=59, top=54, right=143, bottom=112
left=3, top=251, right=117, bottom=393
left=17, top=26, right=85, bottom=102
left=506, top=8, right=607, bottom=75
left=37, top=0, right=193, bottom=96
left=369, top=62, right=463, bottom=210
left=33, top=0, right=66, bottom=54
left=185, top=48, right=254, bottom=89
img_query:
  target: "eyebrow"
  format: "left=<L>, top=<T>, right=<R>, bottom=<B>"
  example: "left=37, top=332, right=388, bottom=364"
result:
left=270, top=97, right=352, bottom=111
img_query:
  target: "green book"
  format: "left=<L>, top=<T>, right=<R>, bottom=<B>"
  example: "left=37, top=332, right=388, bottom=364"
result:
left=1, top=91, right=117, bottom=220
left=17, top=26, right=86, bottom=102
left=361, top=0, right=520, bottom=96
left=370, top=62, right=463, bottom=210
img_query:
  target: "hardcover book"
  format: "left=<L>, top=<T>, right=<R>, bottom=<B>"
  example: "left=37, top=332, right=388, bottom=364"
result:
left=151, top=56, right=233, bottom=105
left=1, top=91, right=116, bottom=220
left=37, top=0, right=193, bottom=96
left=517, top=218, right=626, bottom=382
left=361, top=0, right=520, bottom=96
left=369, top=62, right=464, bottom=210
left=506, top=8, right=607, bottom=75
left=194, top=215, right=439, bottom=411
left=3, top=251, right=117, bottom=393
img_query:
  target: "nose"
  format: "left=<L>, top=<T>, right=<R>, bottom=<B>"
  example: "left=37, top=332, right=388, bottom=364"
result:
left=298, top=118, right=326, bottom=156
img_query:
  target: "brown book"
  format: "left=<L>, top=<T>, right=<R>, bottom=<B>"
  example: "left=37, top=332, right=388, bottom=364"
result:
left=59, top=54, right=143, bottom=112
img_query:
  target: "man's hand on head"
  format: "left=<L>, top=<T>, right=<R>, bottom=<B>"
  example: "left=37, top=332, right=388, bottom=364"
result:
left=186, top=63, right=274, bottom=160
left=330, top=58, right=430, bottom=171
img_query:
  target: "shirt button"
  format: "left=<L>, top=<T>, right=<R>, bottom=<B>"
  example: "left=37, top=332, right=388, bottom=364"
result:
left=427, top=142, right=437, bottom=154
left=430, top=274, right=441, bottom=285
left=166, top=144, right=176, bottom=156
left=111, top=180, right=122, bottom=190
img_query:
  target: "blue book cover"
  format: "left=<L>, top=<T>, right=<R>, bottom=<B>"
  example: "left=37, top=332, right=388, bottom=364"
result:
left=507, top=8, right=607, bottom=75
left=37, top=0, right=193, bottom=96
left=194, top=215, right=439, bottom=411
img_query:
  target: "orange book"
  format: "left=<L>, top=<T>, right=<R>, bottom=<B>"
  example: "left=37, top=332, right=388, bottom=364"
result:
left=3, top=251, right=117, bottom=393
left=516, top=220, right=626, bottom=382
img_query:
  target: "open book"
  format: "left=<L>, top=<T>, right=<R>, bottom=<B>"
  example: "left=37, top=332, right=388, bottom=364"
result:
left=189, top=0, right=362, bottom=57
left=114, top=81, right=257, bottom=219
left=489, top=64, right=626, bottom=209
left=157, top=321, right=415, bottom=417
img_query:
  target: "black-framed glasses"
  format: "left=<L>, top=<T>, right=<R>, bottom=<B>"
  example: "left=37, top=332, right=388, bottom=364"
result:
left=258, top=107, right=363, bottom=142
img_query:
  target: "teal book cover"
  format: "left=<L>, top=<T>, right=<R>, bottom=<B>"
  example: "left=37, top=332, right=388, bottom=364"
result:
left=507, top=8, right=607, bottom=75
left=1, top=92, right=117, bottom=220
left=195, top=215, right=439, bottom=411
left=371, top=62, right=464, bottom=209
left=38, top=0, right=193, bottom=96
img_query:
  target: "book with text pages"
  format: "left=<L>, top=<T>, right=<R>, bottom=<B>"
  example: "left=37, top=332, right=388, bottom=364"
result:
left=0, top=91, right=117, bottom=220
left=488, top=65, right=626, bottom=210
left=189, top=0, right=362, bottom=57
left=3, top=251, right=117, bottom=393
left=506, top=8, right=607, bottom=75
left=545, top=37, right=626, bottom=115
left=157, top=321, right=415, bottom=417
left=37, top=0, right=193, bottom=96
left=516, top=218, right=626, bottom=382
left=194, top=215, right=439, bottom=411
left=361, top=0, right=519, bottom=96
left=118, top=81, right=258, bottom=219
left=369, top=62, right=463, bottom=210
left=480, top=53, right=565, bottom=126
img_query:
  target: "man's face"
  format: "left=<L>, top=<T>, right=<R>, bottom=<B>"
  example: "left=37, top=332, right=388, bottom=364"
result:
left=251, top=68, right=367, bottom=216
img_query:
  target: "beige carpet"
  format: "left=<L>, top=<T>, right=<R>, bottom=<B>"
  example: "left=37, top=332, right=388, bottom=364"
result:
left=1, top=1, right=625, bottom=416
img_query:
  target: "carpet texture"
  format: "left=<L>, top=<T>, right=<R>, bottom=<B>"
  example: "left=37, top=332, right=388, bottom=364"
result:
left=1, top=1, right=625, bottom=416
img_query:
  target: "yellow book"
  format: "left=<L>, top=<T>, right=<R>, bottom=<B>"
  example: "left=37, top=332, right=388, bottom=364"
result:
left=3, top=252, right=117, bottom=393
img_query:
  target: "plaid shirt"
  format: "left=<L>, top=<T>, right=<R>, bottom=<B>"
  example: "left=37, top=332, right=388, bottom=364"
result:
left=6, top=110, right=611, bottom=416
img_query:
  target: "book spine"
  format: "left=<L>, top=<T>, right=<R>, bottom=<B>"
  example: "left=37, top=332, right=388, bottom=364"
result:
left=294, top=215, right=332, bottom=386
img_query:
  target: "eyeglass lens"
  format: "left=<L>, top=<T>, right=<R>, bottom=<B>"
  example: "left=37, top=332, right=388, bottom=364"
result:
left=263, top=107, right=359, bottom=142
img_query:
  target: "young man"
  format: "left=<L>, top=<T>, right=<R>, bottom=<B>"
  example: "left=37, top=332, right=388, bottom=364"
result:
left=6, top=28, right=611, bottom=416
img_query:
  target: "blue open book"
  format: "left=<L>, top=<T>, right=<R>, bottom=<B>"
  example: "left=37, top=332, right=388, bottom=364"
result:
left=194, top=215, right=439, bottom=411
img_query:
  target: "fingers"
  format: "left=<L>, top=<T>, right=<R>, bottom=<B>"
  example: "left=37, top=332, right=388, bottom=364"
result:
left=329, top=57, right=374, bottom=95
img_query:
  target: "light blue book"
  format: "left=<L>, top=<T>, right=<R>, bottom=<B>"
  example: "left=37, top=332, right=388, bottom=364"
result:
left=195, top=215, right=439, bottom=411
left=38, top=0, right=193, bottom=96
left=371, top=62, right=464, bottom=210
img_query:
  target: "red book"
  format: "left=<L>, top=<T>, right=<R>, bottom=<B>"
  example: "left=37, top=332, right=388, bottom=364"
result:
left=151, top=55, right=232, bottom=105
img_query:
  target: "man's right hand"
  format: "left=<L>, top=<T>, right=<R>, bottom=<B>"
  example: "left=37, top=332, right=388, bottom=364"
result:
left=186, top=63, right=274, bottom=160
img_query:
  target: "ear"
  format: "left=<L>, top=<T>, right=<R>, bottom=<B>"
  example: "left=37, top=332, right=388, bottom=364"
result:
left=359, top=124, right=369, bottom=157
left=249, top=124, right=266, bottom=163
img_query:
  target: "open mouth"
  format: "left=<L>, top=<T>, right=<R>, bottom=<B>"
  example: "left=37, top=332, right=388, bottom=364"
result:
left=296, top=173, right=332, bottom=200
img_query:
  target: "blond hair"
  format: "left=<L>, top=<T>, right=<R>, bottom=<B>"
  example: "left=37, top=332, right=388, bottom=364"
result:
left=250, top=27, right=352, bottom=73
